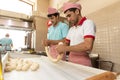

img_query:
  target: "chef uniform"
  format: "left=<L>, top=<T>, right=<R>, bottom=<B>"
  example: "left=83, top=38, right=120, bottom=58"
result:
left=47, top=8, right=69, bottom=60
left=62, top=3, right=96, bottom=66
left=0, top=33, right=13, bottom=51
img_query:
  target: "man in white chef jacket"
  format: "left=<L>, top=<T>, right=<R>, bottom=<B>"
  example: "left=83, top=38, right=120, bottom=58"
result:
left=56, top=2, right=96, bottom=66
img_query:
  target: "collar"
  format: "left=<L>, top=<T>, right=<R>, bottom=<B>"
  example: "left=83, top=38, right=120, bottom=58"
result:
left=53, top=21, right=61, bottom=27
left=77, top=17, right=87, bottom=26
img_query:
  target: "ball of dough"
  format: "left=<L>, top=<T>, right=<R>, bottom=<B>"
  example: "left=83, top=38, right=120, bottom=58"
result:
left=6, top=61, right=11, bottom=66
left=8, top=58, right=13, bottom=61
left=17, top=59, right=23, bottom=65
left=16, top=64, right=23, bottom=71
left=25, top=60, right=33, bottom=66
left=22, top=63, right=30, bottom=71
left=4, top=66, right=13, bottom=72
left=30, top=63, right=39, bottom=71
left=10, top=63, right=17, bottom=70
left=6, top=62, right=17, bottom=70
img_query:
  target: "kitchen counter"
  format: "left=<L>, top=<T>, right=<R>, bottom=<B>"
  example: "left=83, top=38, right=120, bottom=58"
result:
left=2, top=52, right=119, bottom=80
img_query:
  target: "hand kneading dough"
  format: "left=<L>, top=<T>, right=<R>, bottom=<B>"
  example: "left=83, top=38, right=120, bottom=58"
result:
left=30, top=63, right=39, bottom=71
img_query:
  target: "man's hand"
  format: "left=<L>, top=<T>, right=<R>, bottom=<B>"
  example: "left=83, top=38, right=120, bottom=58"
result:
left=56, top=44, right=66, bottom=54
left=42, top=39, right=50, bottom=46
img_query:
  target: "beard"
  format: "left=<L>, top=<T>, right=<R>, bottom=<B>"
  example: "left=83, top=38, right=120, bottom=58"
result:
left=69, top=21, right=74, bottom=27
left=69, top=19, right=78, bottom=26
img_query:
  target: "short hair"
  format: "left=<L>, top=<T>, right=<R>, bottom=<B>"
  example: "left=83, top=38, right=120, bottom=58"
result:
left=5, top=33, right=9, bottom=37
left=47, top=13, right=59, bottom=17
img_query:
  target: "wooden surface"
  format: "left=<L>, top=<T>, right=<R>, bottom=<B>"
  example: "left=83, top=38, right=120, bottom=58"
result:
left=2, top=52, right=119, bottom=80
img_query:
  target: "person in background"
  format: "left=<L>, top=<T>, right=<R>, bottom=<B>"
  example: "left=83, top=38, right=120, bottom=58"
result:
left=42, top=7, right=69, bottom=60
left=56, top=2, right=96, bottom=66
left=0, top=33, right=13, bottom=51
left=0, top=44, right=2, bottom=52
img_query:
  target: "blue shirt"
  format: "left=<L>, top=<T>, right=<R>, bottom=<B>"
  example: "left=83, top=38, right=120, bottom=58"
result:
left=0, top=37, right=13, bottom=51
left=47, top=22, right=69, bottom=40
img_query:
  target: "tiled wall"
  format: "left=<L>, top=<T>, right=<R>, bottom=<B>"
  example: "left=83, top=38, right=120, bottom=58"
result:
left=87, top=1, right=120, bottom=72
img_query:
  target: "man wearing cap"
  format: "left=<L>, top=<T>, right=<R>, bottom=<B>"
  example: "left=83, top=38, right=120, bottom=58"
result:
left=56, top=3, right=96, bottom=66
left=43, top=7, right=69, bottom=60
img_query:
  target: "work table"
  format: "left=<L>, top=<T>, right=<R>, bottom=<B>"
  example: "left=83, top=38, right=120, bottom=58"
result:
left=2, top=52, right=119, bottom=80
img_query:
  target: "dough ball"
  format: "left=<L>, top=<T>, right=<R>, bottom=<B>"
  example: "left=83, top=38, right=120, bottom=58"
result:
left=17, top=59, right=23, bottom=64
left=30, top=63, right=39, bottom=71
left=16, top=64, right=23, bottom=71
left=4, top=66, right=13, bottom=72
left=8, top=58, right=13, bottom=61
left=22, top=63, right=30, bottom=71
left=5, top=62, right=17, bottom=71
left=6, top=61, right=11, bottom=66
left=26, top=60, right=33, bottom=66
left=11, top=63, right=17, bottom=70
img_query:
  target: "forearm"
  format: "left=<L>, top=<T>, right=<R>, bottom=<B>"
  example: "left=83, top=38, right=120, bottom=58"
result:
left=65, top=41, right=93, bottom=53
left=48, top=38, right=66, bottom=45
left=56, top=38, right=94, bottom=54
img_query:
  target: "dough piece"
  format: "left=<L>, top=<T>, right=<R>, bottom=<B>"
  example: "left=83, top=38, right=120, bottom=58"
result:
left=22, top=63, right=30, bottom=71
left=17, top=59, right=23, bottom=65
left=6, top=62, right=17, bottom=70
left=8, top=58, right=13, bottom=61
left=26, top=60, right=33, bottom=66
left=10, top=58, right=17, bottom=63
left=45, top=47, right=64, bottom=63
left=6, top=61, right=11, bottom=66
left=30, top=63, right=39, bottom=71
left=23, top=60, right=33, bottom=66
left=10, top=63, right=17, bottom=70
left=16, top=59, right=23, bottom=71
left=6, top=58, right=40, bottom=72
left=45, top=42, right=64, bottom=63
left=16, top=64, right=23, bottom=71
left=4, top=66, right=13, bottom=72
